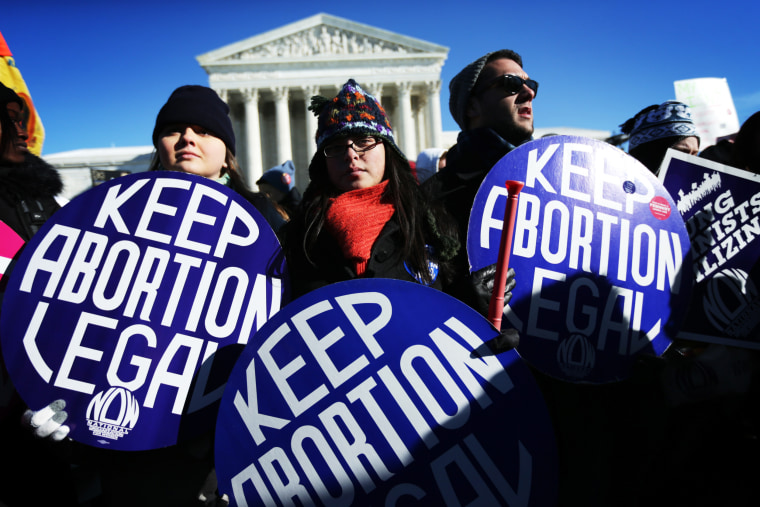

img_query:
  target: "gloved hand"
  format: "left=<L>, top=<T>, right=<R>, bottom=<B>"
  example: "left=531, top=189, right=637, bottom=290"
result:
left=22, top=399, right=70, bottom=441
left=469, top=264, right=516, bottom=317
left=198, top=469, right=229, bottom=506
left=469, top=265, right=519, bottom=352
left=485, top=328, right=520, bottom=354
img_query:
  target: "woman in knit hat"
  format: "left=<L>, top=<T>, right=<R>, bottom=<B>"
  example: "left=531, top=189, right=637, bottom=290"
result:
left=620, top=100, right=700, bottom=175
left=149, top=84, right=287, bottom=230
left=62, top=85, right=284, bottom=506
left=281, top=79, right=460, bottom=298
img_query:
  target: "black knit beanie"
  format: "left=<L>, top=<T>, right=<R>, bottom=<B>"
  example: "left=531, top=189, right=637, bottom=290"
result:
left=152, top=85, right=235, bottom=155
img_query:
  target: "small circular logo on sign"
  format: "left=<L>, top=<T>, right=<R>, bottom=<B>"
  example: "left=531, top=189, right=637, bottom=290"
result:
left=86, top=387, right=140, bottom=441
left=623, top=181, right=636, bottom=194
left=649, top=196, right=672, bottom=220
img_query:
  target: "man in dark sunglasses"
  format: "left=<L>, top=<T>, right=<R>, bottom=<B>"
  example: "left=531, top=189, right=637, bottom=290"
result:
left=422, top=49, right=535, bottom=355
left=424, top=48, right=536, bottom=260
left=457, top=49, right=536, bottom=151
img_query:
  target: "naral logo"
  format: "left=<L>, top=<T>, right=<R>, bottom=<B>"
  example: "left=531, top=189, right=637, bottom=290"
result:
left=704, top=268, right=760, bottom=338
left=86, top=387, right=140, bottom=441
left=557, top=333, right=595, bottom=379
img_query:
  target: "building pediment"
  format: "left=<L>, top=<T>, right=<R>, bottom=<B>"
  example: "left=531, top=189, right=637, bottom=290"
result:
left=197, top=13, right=448, bottom=67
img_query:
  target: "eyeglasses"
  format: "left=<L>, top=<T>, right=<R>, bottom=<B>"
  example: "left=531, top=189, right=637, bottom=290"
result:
left=473, top=74, right=539, bottom=98
left=324, top=137, right=382, bottom=158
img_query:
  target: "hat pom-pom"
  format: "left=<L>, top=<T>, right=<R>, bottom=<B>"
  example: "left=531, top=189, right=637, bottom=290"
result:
left=308, top=95, right=330, bottom=116
left=619, top=117, right=636, bottom=134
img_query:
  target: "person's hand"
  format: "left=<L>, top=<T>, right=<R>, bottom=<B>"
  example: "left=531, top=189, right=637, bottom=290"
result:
left=469, top=264, right=516, bottom=317
left=486, top=328, right=520, bottom=353
left=22, top=399, right=70, bottom=441
left=469, top=265, right=519, bottom=353
left=198, top=469, right=229, bottom=506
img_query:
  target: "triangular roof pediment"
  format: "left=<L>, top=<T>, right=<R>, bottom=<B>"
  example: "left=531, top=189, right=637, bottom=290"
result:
left=197, top=13, right=448, bottom=66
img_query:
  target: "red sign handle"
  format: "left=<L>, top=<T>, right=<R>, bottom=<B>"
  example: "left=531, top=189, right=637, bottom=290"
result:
left=488, top=180, right=524, bottom=328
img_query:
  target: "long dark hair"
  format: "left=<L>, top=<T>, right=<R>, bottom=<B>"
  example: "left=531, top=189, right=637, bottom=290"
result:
left=292, top=138, right=458, bottom=285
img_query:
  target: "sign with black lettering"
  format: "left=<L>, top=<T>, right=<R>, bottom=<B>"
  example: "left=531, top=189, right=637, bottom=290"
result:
left=660, top=150, right=760, bottom=349
left=468, top=136, right=692, bottom=382
left=0, top=172, right=289, bottom=450
left=215, top=278, right=558, bottom=506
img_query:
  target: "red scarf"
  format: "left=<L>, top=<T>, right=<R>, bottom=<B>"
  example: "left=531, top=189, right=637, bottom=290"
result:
left=325, top=181, right=395, bottom=276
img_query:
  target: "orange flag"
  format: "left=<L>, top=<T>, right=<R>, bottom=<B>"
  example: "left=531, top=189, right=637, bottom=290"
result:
left=0, top=30, right=44, bottom=155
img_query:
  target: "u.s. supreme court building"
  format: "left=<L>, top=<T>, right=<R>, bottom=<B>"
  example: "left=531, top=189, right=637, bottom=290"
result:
left=46, top=13, right=609, bottom=199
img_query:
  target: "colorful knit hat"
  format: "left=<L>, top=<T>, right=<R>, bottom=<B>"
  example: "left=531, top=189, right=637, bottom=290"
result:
left=623, top=101, right=699, bottom=152
left=309, top=79, right=404, bottom=159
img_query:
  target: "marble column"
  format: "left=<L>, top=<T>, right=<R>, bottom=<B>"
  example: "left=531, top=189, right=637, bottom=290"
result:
left=414, top=94, right=428, bottom=155
left=426, top=80, right=443, bottom=148
left=242, top=88, right=263, bottom=187
left=396, top=81, right=415, bottom=158
left=303, top=85, right=320, bottom=163
left=273, top=86, right=293, bottom=165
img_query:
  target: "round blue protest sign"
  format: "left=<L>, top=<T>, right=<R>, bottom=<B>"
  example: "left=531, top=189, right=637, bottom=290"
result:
left=0, top=171, right=289, bottom=450
left=215, top=278, right=558, bottom=506
left=468, top=136, right=692, bottom=383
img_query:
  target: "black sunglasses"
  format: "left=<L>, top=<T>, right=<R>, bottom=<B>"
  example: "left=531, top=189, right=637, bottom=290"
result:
left=473, top=74, right=538, bottom=98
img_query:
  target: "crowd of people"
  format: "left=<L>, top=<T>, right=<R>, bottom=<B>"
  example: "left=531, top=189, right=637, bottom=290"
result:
left=0, top=44, right=759, bottom=506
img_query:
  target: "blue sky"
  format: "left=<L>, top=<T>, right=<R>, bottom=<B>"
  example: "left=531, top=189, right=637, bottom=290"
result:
left=3, top=0, right=760, bottom=156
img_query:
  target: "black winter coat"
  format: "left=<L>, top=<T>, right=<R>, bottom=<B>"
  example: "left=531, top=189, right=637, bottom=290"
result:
left=423, top=127, right=523, bottom=247
left=0, top=153, right=63, bottom=241
left=422, top=127, right=524, bottom=307
left=282, top=212, right=444, bottom=299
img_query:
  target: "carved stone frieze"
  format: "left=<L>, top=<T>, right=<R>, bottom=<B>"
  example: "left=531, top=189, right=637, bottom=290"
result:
left=223, top=26, right=423, bottom=61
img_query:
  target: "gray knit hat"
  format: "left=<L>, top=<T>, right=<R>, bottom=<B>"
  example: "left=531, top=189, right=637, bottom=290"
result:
left=449, top=52, right=493, bottom=130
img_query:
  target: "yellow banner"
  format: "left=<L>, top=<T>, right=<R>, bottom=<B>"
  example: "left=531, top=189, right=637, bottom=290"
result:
left=0, top=30, right=44, bottom=155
